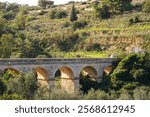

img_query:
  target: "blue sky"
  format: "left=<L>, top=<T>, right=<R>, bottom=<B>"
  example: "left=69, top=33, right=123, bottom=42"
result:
left=0, top=0, right=87, bottom=6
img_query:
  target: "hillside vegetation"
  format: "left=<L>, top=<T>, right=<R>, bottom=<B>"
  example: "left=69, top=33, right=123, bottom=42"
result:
left=0, top=0, right=150, bottom=100
left=0, top=0, right=150, bottom=58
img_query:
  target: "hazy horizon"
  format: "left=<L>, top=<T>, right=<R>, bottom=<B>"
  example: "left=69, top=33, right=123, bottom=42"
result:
left=0, top=0, right=87, bottom=6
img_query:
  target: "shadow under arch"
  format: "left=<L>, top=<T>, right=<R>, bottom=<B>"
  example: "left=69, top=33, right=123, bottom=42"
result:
left=79, top=66, right=99, bottom=93
left=54, top=66, right=75, bottom=92
left=80, top=66, right=98, bottom=81
left=33, top=67, right=49, bottom=86
left=103, top=65, right=113, bottom=77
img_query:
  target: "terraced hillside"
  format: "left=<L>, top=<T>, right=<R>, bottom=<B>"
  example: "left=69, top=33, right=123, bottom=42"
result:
left=0, top=1, right=150, bottom=58
left=19, top=1, right=149, bottom=58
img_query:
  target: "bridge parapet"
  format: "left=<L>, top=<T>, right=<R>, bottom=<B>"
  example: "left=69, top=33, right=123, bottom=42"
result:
left=0, top=58, right=117, bottom=66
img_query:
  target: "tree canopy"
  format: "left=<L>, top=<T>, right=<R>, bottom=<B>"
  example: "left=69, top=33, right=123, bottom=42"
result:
left=110, top=54, right=150, bottom=90
left=93, top=0, right=132, bottom=19
left=38, top=0, right=54, bottom=9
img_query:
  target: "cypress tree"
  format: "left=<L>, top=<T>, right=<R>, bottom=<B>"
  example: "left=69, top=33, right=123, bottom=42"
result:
left=70, top=3, right=77, bottom=22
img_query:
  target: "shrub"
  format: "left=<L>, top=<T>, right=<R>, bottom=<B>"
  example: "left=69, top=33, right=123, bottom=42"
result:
left=94, top=5, right=110, bottom=19
left=134, top=16, right=141, bottom=23
left=87, top=43, right=102, bottom=51
left=133, top=86, right=150, bottom=100
left=54, top=11, right=67, bottom=19
left=63, top=22, right=70, bottom=28
left=143, top=0, right=150, bottom=12
left=3, top=11, right=16, bottom=20
left=34, top=87, right=82, bottom=100
left=49, top=10, right=56, bottom=19
left=5, top=71, right=38, bottom=99
left=49, top=10, right=67, bottom=19
left=26, top=16, right=36, bottom=21
left=58, top=33, right=80, bottom=51
left=128, top=16, right=141, bottom=25
left=118, top=90, right=133, bottom=100
left=6, top=3, right=20, bottom=12
left=84, top=89, right=111, bottom=100
left=128, top=18, right=134, bottom=25
left=0, top=93, right=24, bottom=100
left=72, top=20, right=87, bottom=30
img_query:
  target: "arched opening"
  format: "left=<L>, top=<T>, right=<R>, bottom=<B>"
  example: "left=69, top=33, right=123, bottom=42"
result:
left=54, top=66, right=74, bottom=92
left=79, top=66, right=99, bottom=93
left=1, top=68, right=20, bottom=81
left=80, top=66, right=98, bottom=81
left=2, top=68, right=19, bottom=79
left=3, top=68, right=19, bottom=75
left=33, top=67, right=49, bottom=86
left=103, top=65, right=113, bottom=77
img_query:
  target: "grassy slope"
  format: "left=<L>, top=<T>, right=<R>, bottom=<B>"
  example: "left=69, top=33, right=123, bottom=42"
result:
left=23, top=3, right=150, bottom=58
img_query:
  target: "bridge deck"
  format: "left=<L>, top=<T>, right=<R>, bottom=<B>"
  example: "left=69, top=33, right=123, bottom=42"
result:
left=0, top=58, right=117, bottom=66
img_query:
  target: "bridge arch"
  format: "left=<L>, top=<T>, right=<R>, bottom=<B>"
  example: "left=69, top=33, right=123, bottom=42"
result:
left=0, top=68, right=20, bottom=80
left=102, top=65, right=113, bottom=77
left=33, top=67, right=49, bottom=86
left=3, top=68, right=19, bottom=75
left=79, top=66, right=98, bottom=81
left=54, top=66, right=75, bottom=92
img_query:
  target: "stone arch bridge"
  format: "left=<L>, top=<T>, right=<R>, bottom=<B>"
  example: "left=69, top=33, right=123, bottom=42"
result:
left=0, top=58, right=116, bottom=92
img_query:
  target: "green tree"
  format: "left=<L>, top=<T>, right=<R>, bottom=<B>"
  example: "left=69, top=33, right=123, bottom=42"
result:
left=54, top=11, right=67, bottom=19
left=5, top=71, right=38, bottom=99
left=38, top=0, right=47, bottom=8
left=16, top=36, right=44, bottom=58
left=93, top=0, right=132, bottom=15
left=49, top=10, right=56, bottom=19
left=143, top=0, right=150, bottom=12
left=6, top=3, right=20, bottom=12
left=15, top=13, right=27, bottom=30
left=110, top=54, right=150, bottom=90
left=0, top=2, right=7, bottom=12
left=0, top=34, right=13, bottom=58
left=94, top=3, right=110, bottom=19
left=108, top=0, right=132, bottom=13
left=46, top=0, right=54, bottom=8
left=70, top=3, right=78, bottom=22
left=72, top=20, right=87, bottom=30
left=38, top=0, right=54, bottom=9
left=0, top=16, right=7, bottom=35
left=3, top=10, right=16, bottom=20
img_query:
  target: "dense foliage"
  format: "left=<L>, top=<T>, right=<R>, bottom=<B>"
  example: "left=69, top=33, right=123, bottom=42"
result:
left=49, top=10, right=67, bottom=19
left=143, top=0, right=150, bottom=12
left=110, top=54, right=150, bottom=90
left=0, top=1, right=150, bottom=100
left=93, top=0, right=132, bottom=19
left=38, top=0, right=54, bottom=8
